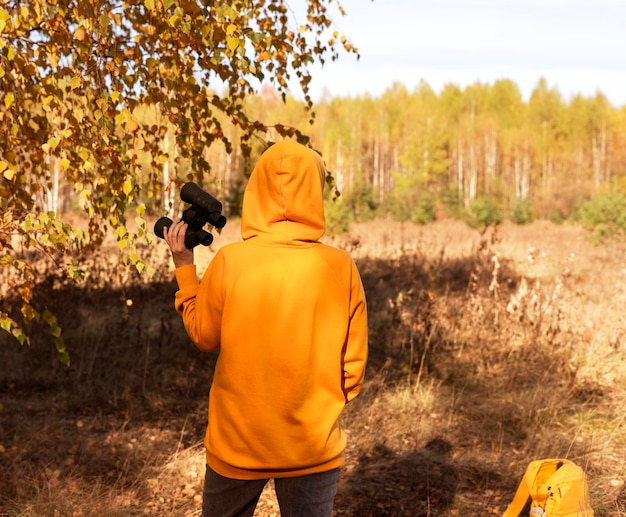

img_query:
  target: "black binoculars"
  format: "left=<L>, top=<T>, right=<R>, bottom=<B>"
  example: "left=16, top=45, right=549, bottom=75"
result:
left=154, top=182, right=227, bottom=248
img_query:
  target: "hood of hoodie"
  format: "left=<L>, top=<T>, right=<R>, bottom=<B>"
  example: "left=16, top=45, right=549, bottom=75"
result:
left=241, top=140, right=326, bottom=243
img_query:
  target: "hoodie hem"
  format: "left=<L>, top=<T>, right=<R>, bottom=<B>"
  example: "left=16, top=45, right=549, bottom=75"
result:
left=206, top=451, right=345, bottom=480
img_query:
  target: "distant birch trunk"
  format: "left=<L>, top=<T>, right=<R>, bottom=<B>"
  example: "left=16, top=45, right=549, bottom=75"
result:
left=592, top=121, right=608, bottom=187
left=484, top=128, right=497, bottom=193
left=162, top=130, right=176, bottom=218
left=335, top=139, right=344, bottom=193
left=576, top=144, right=585, bottom=185
left=42, top=155, right=59, bottom=215
left=373, top=132, right=380, bottom=194
left=468, top=138, right=478, bottom=204
left=455, top=140, right=465, bottom=208
left=513, top=143, right=530, bottom=199
left=522, top=140, right=531, bottom=198
left=465, top=105, right=478, bottom=205
left=513, top=151, right=522, bottom=199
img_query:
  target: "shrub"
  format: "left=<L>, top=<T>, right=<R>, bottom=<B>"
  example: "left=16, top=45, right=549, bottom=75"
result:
left=576, top=188, right=626, bottom=242
left=510, top=198, right=535, bottom=225
left=548, top=207, right=564, bottom=225
left=324, top=197, right=354, bottom=235
left=464, top=197, right=503, bottom=228
left=411, top=192, right=436, bottom=225
left=382, top=191, right=411, bottom=222
left=343, top=181, right=379, bottom=222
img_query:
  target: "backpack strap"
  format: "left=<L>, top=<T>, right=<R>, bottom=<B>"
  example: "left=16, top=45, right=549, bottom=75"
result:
left=503, top=460, right=553, bottom=517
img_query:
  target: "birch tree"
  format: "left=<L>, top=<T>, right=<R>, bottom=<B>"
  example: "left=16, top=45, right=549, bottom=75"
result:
left=0, top=0, right=359, bottom=358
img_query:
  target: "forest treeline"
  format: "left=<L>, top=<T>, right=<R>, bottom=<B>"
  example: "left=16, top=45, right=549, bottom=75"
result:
left=119, top=78, right=626, bottom=235
left=259, top=78, right=626, bottom=233
left=23, top=76, right=626, bottom=239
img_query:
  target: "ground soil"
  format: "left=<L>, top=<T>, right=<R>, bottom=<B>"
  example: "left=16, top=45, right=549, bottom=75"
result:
left=1, top=218, right=625, bottom=516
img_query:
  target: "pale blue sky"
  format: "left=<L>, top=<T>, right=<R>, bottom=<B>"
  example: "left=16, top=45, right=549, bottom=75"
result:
left=300, top=0, right=626, bottom=106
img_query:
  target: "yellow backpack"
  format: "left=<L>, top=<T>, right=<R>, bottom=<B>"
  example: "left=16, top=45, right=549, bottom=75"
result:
left=502, top=458, right=594, bottom=517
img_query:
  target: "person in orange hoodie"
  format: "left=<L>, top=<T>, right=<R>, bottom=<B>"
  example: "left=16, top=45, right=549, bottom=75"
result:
left=163, top=139, right=368, bottom=517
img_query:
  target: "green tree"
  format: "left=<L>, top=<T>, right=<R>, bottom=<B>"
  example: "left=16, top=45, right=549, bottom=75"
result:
left=465, top=196, right=503, bottom=228
left=576, top=186, right=626, bottom=243
left=0, top=0, right=359, bottom=358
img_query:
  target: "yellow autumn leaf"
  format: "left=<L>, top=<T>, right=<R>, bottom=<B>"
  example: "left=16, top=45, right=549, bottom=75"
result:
left=99, top=12, right=109, bottom=34
left=73, top=106, right=85, bottom=122
left=126, top=118, right=139, bottom=132
left=144, top=0, right=155, bottom=10
left=74, top=27, right=86, bottom=41
left=123, top=179, right=133, bottom=195
left=119, top=108, right=132, bottom=123
left=4, top=92, right=14, bottom=108
left=56, top=158, right=71, bottom=172
left=227, top=36, right=239, bottom=51
left=47, top=137, right=60, bottom=150
left=70, top=75, right=81, bottom=90
left=3, top=169, right=15, bottom=181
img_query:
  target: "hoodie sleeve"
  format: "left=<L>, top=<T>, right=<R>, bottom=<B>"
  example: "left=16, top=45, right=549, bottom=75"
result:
left=174, top=253, right=225, bottom=352
left=342, top=260, right=368, bottom=402
left=174, top=264, right=199, bottom=313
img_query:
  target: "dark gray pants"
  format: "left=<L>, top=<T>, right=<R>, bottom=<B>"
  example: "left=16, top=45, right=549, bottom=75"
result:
left=200, top=464, right=340, bottom=517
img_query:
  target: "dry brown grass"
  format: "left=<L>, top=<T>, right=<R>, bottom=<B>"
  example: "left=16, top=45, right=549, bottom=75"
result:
left=1, top=218, right=626, bottom=516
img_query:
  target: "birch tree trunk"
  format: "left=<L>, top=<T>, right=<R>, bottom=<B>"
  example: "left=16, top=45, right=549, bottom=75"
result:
left=162, top=130, right=176, bottom=218
left=522, top=139, right=531, bottom=199
left=592, top=121, right=608, bottom=187
left=484, top=127, right=497, bottom=193
left=335, top=139, right=345, bottom=193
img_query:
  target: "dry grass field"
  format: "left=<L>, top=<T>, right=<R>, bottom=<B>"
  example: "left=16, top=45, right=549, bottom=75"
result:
left=1, top=218, right=626, bottom=516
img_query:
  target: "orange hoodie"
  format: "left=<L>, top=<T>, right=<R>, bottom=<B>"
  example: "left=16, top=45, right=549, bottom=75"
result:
left=173, top=139, right=368, bottom=480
